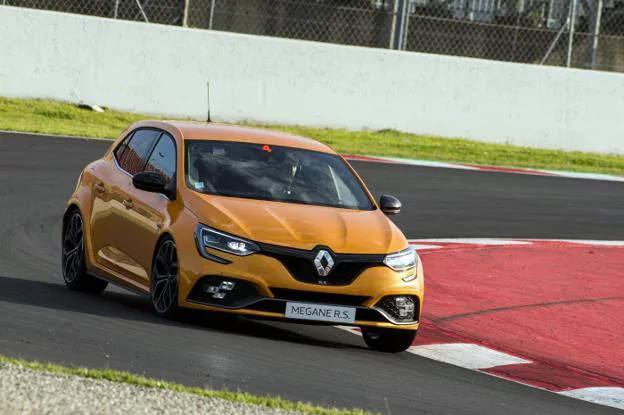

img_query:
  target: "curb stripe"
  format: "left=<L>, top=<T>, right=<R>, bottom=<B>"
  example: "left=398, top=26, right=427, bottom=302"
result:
left=407, top=343, right=531, bottom=370
left=335, top=238, right=624, bottom=410
left=559, top=387, right=624, bottom=410
left=334, top=326, right=624, bottom=410
left=343, top=154, right=624, bottom=183
left=409, top=238, right=532, bottom=246
left=408, top=238, right=624, bottom=249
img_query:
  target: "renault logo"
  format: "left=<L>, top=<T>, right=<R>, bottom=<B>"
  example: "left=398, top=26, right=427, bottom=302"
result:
left=313, top=250, right=334, bottom=277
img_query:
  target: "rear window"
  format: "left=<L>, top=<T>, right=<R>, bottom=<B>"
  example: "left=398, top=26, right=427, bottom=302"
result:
left=185, top=140, right=374, bottom=211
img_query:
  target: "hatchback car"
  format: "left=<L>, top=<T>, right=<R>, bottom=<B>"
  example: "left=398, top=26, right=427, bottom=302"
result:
left=62, top=121, right=424, bottom=352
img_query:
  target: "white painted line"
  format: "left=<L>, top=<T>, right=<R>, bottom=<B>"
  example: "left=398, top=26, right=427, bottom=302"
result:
left=528, top=239, right=624, bottom=247
left=408, top=238, right=533, bottom=246
left=407, top=343, right=531, bottom=370
left=559, top=387, right=624, bottom=410
left=349, top=154, right=624, bottom=183
left=536, top=169, right=624, bottom=183
left=408, top=244, right=442, bottom=250
left=381, top=157, right=480, bottom=171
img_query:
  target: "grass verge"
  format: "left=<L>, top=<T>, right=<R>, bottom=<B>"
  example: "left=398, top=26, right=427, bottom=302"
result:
left=2, top=97, right=623, bottom=176
left=0, top=355, right=371, bottom=415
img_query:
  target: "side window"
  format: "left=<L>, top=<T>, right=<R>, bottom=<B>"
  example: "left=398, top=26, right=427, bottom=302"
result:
left=116, top=129, right=161, bottom=175
left=113, top=131, right=133, bottom=162
left=144, top=134, right=176, bottom=185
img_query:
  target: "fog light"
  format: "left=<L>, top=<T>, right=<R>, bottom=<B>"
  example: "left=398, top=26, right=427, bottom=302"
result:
left=395, top=296, right=415, bottom=318
left=375, top=295, right=418, bottom=323
left=205, top=280, right=236, bottom=299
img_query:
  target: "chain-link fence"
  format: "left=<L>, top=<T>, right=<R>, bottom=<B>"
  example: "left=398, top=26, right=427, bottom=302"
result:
left=3, top=0, right=624, bottom=72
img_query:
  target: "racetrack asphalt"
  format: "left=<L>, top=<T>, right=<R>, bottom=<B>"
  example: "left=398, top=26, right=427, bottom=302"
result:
left=1, top=132, right=623, bottom=415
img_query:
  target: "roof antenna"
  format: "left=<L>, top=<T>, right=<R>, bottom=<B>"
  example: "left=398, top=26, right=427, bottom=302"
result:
left=206, top=80, right=212, bottom=123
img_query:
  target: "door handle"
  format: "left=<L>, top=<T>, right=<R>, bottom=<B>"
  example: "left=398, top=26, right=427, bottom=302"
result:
left=122, top=199, right=134, bottom=209
left=94, top=183, right=106, bottom=193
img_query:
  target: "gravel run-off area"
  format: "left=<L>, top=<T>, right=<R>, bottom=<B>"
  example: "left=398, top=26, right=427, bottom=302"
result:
left=0, top=362, right=303, bottom=415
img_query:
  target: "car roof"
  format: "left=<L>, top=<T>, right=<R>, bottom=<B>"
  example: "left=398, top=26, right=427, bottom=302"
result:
left=136, top=120, right=335, bottom=154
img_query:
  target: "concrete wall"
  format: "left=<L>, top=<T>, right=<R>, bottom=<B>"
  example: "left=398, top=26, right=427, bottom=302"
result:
left=1, top=6, right=623, bottom=154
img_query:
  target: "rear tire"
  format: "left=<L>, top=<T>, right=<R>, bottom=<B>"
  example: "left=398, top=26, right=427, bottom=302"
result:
left=361, top=327, right=417, bottom=353
left=62, top=210, right=108, bottom=294
left=150, top=237, right=179, bottom=318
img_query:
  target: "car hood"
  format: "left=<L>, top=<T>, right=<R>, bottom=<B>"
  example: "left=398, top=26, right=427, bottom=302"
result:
left=184, top=192, right=408, bottom=254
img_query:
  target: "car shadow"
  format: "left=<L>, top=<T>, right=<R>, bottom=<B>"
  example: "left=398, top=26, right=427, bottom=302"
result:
left=0, top=275, right=365, bottom=350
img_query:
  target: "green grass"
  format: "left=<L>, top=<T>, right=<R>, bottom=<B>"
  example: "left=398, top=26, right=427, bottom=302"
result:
left=0, top=355, right=372, bottom=415
left=2, top=97, right=624, bottom=175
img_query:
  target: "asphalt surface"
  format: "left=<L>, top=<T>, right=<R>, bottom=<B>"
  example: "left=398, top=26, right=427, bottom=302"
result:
left=1, top=131, right=623, bottom=415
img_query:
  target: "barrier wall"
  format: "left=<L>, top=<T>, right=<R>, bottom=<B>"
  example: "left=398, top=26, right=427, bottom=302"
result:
left=1, top=6, right=623, bottom=154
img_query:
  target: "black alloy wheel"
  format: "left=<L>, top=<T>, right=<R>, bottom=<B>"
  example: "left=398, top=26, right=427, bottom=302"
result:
left=151, top=237, right=179, bottom=317
left=62, top=210, right=108, bottom=293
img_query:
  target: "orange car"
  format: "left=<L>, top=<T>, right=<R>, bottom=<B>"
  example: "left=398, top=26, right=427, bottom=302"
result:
left=62, top=121, right=424, bottom=352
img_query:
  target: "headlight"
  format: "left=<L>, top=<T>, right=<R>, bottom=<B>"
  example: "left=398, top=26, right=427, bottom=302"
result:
left=384, top=247, right=417, bottom=272
left=195, top=224, right=259, bottom=261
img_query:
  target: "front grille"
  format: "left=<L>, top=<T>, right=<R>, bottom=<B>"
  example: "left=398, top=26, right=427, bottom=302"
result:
left=187, top=276, right=262, bottom=308
left=259, top=243, right=384, bottom=286
left=270, top=288, right=369, bottom=306
left=375, top=295, right=420, bottom=323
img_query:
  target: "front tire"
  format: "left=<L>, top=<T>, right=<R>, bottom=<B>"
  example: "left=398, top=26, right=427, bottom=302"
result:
left=151, top=237, right=179, bottom=318
left=62, top=210, right=108, bottom=294
left=361, top=327, right=417, bottom=353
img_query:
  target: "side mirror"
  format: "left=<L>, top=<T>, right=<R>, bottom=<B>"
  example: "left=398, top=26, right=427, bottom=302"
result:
left=133, top=171, right=173, bottom=198
left=379, top=194, right=401, bottom=215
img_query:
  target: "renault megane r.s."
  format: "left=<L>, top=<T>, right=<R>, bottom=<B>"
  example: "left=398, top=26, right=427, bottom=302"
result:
left=62, top=121, right=424, bottom=352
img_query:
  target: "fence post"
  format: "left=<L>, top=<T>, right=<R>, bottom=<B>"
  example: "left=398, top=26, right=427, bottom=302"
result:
left=387, top=0, right=399, bottom=49
left=208, top=0, right=216, bottom=30
left=388, top=0, right=409, bottom=50
left=566, top=0, right=578, bottom=67
left=180, top=0, right=190, bottom=27
left=396, top=0, right=410, bottom=50
left=588, top=0, right=603, bottom=68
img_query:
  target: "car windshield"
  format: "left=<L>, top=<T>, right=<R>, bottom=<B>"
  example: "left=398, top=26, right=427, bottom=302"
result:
left=185, top=140, right=375, bottom=210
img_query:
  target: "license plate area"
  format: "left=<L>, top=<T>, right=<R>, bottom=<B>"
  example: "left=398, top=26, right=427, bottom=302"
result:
left=285, top=302, right=356, bottom=323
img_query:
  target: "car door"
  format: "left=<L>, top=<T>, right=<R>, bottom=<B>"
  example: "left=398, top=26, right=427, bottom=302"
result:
left=117, top=132, right=177, bottom=283
left=89, top=128, right=161, bottom=284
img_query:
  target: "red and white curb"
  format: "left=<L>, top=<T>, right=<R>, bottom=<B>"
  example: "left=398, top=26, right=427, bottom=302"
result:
left=343, top=154, right=624, bottom=182
left=408, top=237, right=624, bottom=251
left=338, top=325, right=624, bottom=410
left=338, top=238, right=624, bottom=411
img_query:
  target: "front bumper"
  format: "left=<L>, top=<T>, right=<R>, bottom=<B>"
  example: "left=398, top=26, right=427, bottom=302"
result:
left=176, top=241, right=424, bottom=330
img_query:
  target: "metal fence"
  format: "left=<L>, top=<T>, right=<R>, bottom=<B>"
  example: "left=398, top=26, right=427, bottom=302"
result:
left=3, top=0, right=624, bottom=72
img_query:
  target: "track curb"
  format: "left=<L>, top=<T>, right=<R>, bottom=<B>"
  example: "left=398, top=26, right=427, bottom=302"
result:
left=343, top=154, right=624, bottom=182
left=364, top=238, right=624, bottom=411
